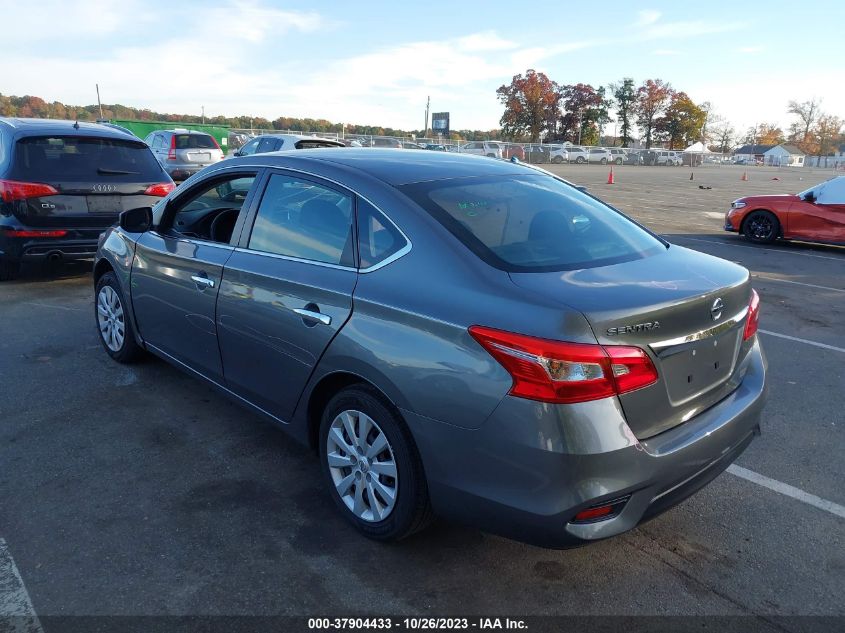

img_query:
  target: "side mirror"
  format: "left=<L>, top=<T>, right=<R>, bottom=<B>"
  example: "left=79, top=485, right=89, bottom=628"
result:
left=803, top=191, right=816, bottom=203
left=119, top=206, right=153, bottom=233
left=233, top=150, right=243, bottom=157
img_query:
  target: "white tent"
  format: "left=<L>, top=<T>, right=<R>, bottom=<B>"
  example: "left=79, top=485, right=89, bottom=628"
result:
left=684, top=141, right=713, bottom=153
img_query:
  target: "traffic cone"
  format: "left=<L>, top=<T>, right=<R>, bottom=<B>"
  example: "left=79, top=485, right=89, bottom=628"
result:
left=607, top=166, right=615, bottom=184
left=689, top=172, right=694, bottom=181
left=741, top=171, right=748, bottom=181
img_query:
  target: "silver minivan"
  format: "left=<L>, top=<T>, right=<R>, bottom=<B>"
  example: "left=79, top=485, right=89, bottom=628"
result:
left=145, top=129, right=224, bottom=181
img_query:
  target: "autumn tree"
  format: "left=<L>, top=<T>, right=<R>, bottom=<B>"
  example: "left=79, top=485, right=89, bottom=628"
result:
left=557, top=83, right=611, bottom=145
left=609, top=78, right=636, bottom=147
left=813, top=115, right=844, bottom=158
left=496, top=69, right=561, bottom=142
left=654, top=92, right=706, bottom=149
left=759, top=124, right=786, bottom=145
left=787, top=98, right=822, bottom=154
left=635, top=79, right=672, bottom=148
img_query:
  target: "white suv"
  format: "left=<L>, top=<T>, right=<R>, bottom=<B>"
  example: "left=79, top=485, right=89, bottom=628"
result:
left=566, top=146, right=589, bottom=164
left=588, top=148, right=612, bottom=164
left=461, top=141, right=503, bottom=158
left=549, top=145, right=569, bottom=164
left=656, top=150, right=682, bottom=166
left=607, top=148, right=627, bottom=165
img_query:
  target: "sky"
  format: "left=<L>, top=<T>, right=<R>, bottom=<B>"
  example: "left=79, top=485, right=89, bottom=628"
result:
left=1, top=0, right=843, bottom=135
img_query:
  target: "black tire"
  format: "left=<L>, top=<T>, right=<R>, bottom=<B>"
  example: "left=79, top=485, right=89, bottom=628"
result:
left=319, top=385, right=433, bottom=541
left=486, top=153, right=496, bottom=158
left=576, top=156, right=586, bottom=164
left=95, top=271, right=144, bottom=363
left=0, top=260, right=20, bottom=281
left=742, top=210, right=780, bottom=244
left=615, top=158, right=623, bottom=165
left=552, top=156, right=563, bottom=164
left=600, top=157, right=607, bottom=165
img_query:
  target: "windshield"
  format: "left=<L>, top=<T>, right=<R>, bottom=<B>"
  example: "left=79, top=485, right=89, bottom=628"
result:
left=13, top=136, right=164, bottom=182
left=399, top=174, right=665, bottom=272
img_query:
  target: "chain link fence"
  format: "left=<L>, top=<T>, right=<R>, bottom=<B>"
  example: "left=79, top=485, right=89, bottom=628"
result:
left=226, top=128, right=741, bottom=167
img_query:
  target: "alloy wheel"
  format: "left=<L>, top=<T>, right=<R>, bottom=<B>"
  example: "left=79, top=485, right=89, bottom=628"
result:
left=326, top=409, right=398, bottom=522
left=747, top=215, right=774, bottom=241
left=97, top=285, right=125, bottom=352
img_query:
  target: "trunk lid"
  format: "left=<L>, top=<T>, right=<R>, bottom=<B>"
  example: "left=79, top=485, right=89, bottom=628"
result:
left=510, top=245, right=752, bottom=439
left=9, top=135, right=169, bottom=228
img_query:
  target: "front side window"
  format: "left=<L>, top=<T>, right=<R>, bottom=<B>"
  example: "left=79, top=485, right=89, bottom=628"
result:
left=256, top=137, right=278, bottom=154
left=400, top=175, right=665, bottom=272
left=239, top=138, right=260, bottom=156
left=164, top=174, right=257, bottom=244
left=248, top=174, right=354, bottom=266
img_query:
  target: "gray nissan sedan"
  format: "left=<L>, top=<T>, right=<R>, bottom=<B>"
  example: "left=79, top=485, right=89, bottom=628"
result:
left=93, top=149, right=766, bottom=547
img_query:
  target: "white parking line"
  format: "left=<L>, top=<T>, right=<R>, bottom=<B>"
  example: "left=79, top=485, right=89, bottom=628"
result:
left=727, top=465, right=845, bottom=520
left=665, top=235, right=845, bottom=262
left=759, top=330, right=845, bottom=353
left=751, top=274, right=845, bottom=293
left=0, top=538, right=42, bottom=632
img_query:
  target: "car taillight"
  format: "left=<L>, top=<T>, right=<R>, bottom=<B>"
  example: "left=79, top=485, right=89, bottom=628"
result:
left=167, top=135, right=177, bottom=160
left=143, top=182, right=176, bottom=197
left=743, top=289, right=760, bottom=341
left=0, top=179, right=59, bottom=202
left=468, top=326, right=658, bottom=404
left=4, top=229, right=67, bottom=238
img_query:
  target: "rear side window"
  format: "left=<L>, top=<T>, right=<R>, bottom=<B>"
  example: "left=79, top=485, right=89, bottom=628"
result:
left=357, top=199, right=406, bottom=269
left=12, top=136, right=164, bottom=182
left=248, top=174, right=354, bottom=266
left=175, top=134, right=217, bottom=150
left=400, top=175, right=665, bottom=272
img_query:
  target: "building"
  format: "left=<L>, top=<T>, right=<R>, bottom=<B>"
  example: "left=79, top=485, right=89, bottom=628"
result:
left=732, top=144, right=774, bottom=164
left=763, top=144, right=805, bottom=167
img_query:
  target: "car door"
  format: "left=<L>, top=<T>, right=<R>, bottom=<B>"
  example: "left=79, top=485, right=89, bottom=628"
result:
left=131, top=170, right=262, bottom=381
left=216, top=171, right=358, bottom=421
left=789, top=181, right=845, bottom=242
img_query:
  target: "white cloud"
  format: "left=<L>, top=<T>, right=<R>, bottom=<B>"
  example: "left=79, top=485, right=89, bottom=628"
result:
left=651, top=49, right=681, bottom=56
left=737, top=46, right=764, bottom=54
left=635, top=10, right=662, bottom=27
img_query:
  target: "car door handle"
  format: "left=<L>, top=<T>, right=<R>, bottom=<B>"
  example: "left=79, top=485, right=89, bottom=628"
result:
left=293, top=308, right=331, bottom=326
left=191, top=275, right=215, bottom=289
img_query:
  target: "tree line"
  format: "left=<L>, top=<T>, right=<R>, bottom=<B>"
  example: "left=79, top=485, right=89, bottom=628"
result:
left=496, top=70, right=844, bottom=156
left=0, top=93, right=499, bottom=142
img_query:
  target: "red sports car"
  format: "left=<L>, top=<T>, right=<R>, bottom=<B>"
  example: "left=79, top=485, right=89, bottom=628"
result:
left=724, top=176, right=845, bottom=245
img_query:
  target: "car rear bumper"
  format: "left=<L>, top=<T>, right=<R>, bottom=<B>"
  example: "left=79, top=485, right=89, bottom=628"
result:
left=404, top=339, right=767, bottom=548
left=0, top=225, right=103, bottom=263
left=164, top=165, right=208, bottom=180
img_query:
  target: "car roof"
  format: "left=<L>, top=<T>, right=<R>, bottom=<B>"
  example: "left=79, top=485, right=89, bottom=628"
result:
left=0, top=117, right=143, bottom=141
left=227, top=148, right=536, bottom=186
left=156, top=129, right=212, bottom=136
left=253, top=133, right=344, bottom=145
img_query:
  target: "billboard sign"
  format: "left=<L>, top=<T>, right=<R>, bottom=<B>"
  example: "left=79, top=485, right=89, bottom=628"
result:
left=431, top=112, right=450, bottom=138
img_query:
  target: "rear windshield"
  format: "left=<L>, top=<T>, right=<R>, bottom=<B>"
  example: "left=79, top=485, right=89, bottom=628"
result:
left=399, top=175, right=665, bottom=272
left=13, top=136, right=164, bottom=182
left=175, top=134, right=217, bottom=149
left=294, top=140, right=342, bottom=150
